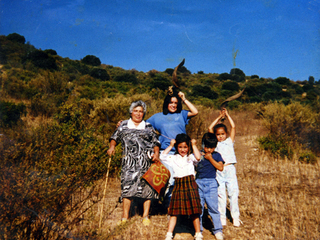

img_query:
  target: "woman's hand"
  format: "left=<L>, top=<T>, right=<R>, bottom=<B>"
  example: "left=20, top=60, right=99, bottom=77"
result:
left=107, top=140, right=117, bottom=156
left=116, top=120, right=123, bottom=128
left=107, top=147, right=115, bottom=156
left=191, top=139, right=197, bottom=146
left=151, top=151, right=160, bottom=163
left=178, top=91, right=186, bottom=101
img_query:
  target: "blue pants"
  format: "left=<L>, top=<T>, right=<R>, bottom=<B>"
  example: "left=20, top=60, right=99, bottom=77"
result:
left=196, top=178, right=222, bottom=234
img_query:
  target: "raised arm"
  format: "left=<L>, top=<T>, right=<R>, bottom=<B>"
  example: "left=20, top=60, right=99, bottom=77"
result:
left=162, top=139, right=176, bottom=155
left=224, top=108, right=236, bottom=142
left=208, top=111, right=224, bottom=133
left=178, top=91, right=198, bottom=118
left=191, top=139, right=201, bottom=161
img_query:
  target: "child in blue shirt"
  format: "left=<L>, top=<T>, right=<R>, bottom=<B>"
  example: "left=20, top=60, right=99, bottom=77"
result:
left=196, top=133, right=224, bottom=240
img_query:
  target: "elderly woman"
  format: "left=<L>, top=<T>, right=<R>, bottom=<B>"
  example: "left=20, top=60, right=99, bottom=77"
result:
left=107, top=100, right=160, bottom=226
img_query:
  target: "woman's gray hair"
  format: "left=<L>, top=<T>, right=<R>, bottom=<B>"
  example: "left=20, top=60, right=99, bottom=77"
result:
left=129, top=100, right=147, bottom=116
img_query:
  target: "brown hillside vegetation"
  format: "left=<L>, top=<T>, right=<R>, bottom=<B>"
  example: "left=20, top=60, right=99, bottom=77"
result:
left=69, top=111, right=320, bottom=240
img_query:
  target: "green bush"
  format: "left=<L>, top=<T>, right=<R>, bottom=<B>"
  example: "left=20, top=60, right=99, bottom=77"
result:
left=7, top=33, right=26, bottom=44
left=191, top=84, right=218, bottom=99
left=221, top=81, right=239, bottom=91
left=114, top=73, right=138, bottom=84
left=23, top=50, right=58, bottom=70
left=258, top=102, right=320, bottom=160
left=81, top=55, right=101, bottom=66
left=275, top=77, right=291, bottom=85
left=0, top=101, right=26, bottom=127
left=89, top=68, right=110, bottom=81
left=298, top=151, right=317, bottom=164
left=258, top=134, right=293, bottom=159
left=151, top=74, right=171, bottom=91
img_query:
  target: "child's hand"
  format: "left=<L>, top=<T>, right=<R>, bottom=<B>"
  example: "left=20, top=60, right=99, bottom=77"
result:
left=220, top=108, right=226, bottom=117
left=204, top=152, right=213, bottom=159
left=221, top=108, right=229, bottom=117
left=191, top=139, right=197, bottom=145
left=170, top=139, right=176, bottom=147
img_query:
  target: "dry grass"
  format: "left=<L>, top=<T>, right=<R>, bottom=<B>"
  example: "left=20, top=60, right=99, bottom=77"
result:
left=68, top=111, right=320, bottom=239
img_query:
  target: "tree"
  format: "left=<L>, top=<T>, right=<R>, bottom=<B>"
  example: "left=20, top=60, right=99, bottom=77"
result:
left=44, top=49, right=57, bottom=55
left=275, top=77, right=290, bottom=85
left=81, top=55, right=101, bottom=66
left=164, top=68, right=174, bottom=76
left=230, top=68, right=245, bottom=82
left=218, top=73, right=231, bottom=81
left=23, top=50, right=58, bottom=70
left=7, top=33, right=26, bottom=44
left=308, top=76, right=315, bottom=85
left=151, top=75, right=171, bottom=90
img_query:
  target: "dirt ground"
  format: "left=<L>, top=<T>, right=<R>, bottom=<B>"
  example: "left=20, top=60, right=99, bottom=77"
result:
left=87, top=134, right=260, bottom=240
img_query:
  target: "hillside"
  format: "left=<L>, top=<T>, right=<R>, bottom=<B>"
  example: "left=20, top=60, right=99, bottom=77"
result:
left=70, top=115, right=320, bottom=239
left=0, top=33, right=320, bottom=239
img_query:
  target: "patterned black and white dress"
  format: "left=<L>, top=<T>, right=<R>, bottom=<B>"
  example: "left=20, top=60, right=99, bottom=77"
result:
left=110, top=119, right=160, bottom=199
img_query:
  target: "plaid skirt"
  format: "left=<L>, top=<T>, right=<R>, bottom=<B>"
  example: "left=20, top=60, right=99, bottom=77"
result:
left=168, top=175, right=202, bottom=216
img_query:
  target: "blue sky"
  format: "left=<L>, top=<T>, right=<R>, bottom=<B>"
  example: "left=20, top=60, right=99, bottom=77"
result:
left=1, top=0, right=319, bottom=81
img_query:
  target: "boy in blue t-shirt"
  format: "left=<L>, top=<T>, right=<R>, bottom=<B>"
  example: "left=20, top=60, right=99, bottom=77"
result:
left=196, top=133, right=225, bottom=240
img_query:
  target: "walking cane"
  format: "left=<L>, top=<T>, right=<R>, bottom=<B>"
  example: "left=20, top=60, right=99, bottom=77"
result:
left=99, top=156, right=112, bottom=229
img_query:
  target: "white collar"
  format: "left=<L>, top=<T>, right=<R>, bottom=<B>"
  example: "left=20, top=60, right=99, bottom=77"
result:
left=128, top=118, right=146, bottom=129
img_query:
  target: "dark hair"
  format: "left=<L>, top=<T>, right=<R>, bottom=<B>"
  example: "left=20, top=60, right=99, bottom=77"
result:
left=162, top=92, right=182, bottom=115
left=174, top=133, right=192, bottom=155
left=202, top=132, right=217, bottom=148
left=202, top=133, right=218, bottom=148
left=213, top=123, right=228, bottom=135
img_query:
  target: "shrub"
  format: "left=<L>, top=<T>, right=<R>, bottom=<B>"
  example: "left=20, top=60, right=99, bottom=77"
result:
left=0, top=111, right=110, bottom=239
left=23, top=50, right=58, bottom=70
left=251, top=75, right=259, bottom=79
left=191, top=84, right=218, bottom=99
left=89, top=68, right=110, bottom=81
left=151, top=75, right=171, bottom=91
left=275, top=77, right=291, bottom=85
left=81, top=55, right=101, bottom=66
left=114, top=73, right=138, bottom=84
left=258, top=102, right=320, bottom=159
left=218, top=72, right=231, bottom=81
left=7, top=33, right=26, bottom=44
left=0, top=101, right=26, bottom=127
left=44, top=49, right=57, bottom=55
left=230, top=68, right=245, bottom=82
left=221, top=81, right=239, bottom=91
left=258, top=134, right=293, bottom=158
left=298, top=151, right=317, bottom=164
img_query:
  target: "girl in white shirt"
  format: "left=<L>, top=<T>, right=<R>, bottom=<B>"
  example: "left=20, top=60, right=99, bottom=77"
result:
left=161, top=134, right=203, bottom=240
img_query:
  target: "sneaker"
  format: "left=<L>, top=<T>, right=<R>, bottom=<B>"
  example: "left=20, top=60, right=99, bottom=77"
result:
left=194, top=232, right=203, bottom=240
left=215, top=232, right=224, bottom=240
left=221, top=218, right=227, bottom=226
left=165, top=232, right=173, bottom=240
left=233, top=218, right=242, bottom=227
left=142, top=217, right=151, bottom=226
left=117, top=218, right=127, bottom=226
